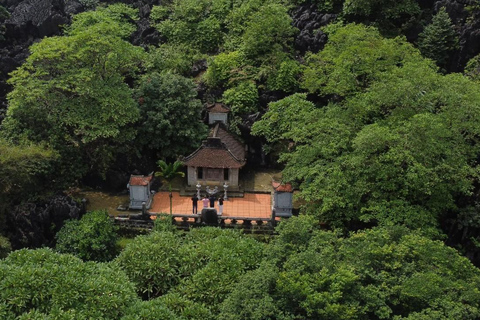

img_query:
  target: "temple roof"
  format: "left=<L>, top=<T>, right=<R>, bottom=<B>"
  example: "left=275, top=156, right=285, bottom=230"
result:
left=183, top=148, right=244, bottom=168
left=207, top=102, right=230, bottom=113
left=129, top=174, right=153, bottom=186
left=184, top=123, right=246, bottom=169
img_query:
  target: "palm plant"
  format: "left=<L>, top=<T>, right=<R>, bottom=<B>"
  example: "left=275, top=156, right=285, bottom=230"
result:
left=155, top=160, right=185, bottom=214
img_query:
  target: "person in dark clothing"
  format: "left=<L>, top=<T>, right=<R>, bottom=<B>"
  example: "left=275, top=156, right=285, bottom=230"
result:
left=191, top=195, right=198, bottom=214
left=209, top=195, right=216, bottom=208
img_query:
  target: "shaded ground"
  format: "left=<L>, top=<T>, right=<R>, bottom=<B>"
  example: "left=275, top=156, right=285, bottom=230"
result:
left=72, top=190, right=129, bottom=216
left=242, top=168, right=282, bottom=192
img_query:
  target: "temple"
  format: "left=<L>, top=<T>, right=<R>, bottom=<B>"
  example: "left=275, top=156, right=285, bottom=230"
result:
left=183, top=103, right=246, bottom=187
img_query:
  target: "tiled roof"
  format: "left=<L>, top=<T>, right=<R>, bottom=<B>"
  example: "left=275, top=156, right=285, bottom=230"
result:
left=272, top=181, right=293, bottom=192
left=129, top=175, right=153, bottom=186
left=207, top=102, right=230, bottom=113
left=184, top=123, right=246, bottom=169
left=213, top=126, right=245, bottom=161
left=184, top=148, right=244, bottom=168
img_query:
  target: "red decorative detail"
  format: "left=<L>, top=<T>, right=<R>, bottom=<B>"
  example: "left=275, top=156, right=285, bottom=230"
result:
left=129, top=175, right=153, bottom=186
left=272, top=181, right=293, bottom=193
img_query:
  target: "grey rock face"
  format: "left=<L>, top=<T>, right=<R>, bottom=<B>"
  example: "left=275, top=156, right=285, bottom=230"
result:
left=0, top=0, right=83, bottom=121
left=6, top=194, right=84, bottom=249
left=291, top=4, right=337, bottom=54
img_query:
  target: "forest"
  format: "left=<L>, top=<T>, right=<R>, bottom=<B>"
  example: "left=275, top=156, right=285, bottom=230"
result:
left=2, top=0, right=480, bottom=319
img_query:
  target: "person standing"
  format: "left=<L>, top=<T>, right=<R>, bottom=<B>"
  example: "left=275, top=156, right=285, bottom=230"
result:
left=218, top=196, right=224, bottom=215
left=202, top=196, right=209, bottom=208
left=191, top=195, right=198, bottom=214
left=209, top=195, right=216, bottom=208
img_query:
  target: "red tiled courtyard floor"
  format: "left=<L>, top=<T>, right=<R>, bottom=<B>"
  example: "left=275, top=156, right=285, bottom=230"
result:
left=149, top=192, right=272, bottom=219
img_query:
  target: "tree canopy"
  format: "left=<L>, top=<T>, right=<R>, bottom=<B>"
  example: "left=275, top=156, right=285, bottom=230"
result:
left=220, top=218, right=480, bottom=319
left=135, top=73, right=208, bottom=159
left=0, top=248, right=138, bottom=319
left=1, top=4, right=145, bottom=179
left=55, top=210, right=118, bottom=262
left=253, top=24, right=480, bottom=236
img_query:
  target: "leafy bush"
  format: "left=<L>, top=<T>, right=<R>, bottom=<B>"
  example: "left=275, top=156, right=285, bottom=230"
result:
left=115, top=232, right=188, bottom=299
left=56, top=210, right=118, bottom=262
left=220, top=226, right=480, bottom=319
left=204, top=51, right=244, bottom=87
left=222, top=80, right=259, bottom=114
left=0, top=235, right=11, bottom=259
left=0, top=249, right=137, bottom=319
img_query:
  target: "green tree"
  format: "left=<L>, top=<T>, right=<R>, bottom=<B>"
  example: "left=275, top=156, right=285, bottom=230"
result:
left=255, top=68, right=480, bottom=234
left=135, top=73, right=208, bottom=159
left=0, top=248, right=137, bottom=319
left=171, top=228, right=264, bottom=312
left=155, top=160, right=185, bottom=215
left=417, top=7, right=458, bottom=69
left=220, top=223, right=480, bottom=319
left=55, top=210, right=118, bottom=262
left=152, top=0, right=225, bottom=54
left=302, top=23, right=424, bottom=98
left=255, top=24, right=480, bottom=234
left=145, top=43, right=204, bottom=76
left=342, top=0, right=420, bottom=34
left=203, top=51, right=245, bottom=88
left=240, top=3, right=296, bottom=60
left=0, top=5, right=9, bottom=41
left=266, top=58, right=302, bottom=92
left=0, top=139, right=56, bottom=233
left=464, top=53, right=480, bottom=81
left=116, top=228, right=264, bottom=311
left=0, top=235, right=11, bottom=259
left=115, top=231, right=188, bottom=299
left=222, top=80, right=259, bottom=114
left=2, top=4, right=145, bottom=180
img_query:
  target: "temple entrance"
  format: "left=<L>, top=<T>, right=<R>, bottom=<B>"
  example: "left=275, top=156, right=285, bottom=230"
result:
left=205, top=168, right=222, bottom=181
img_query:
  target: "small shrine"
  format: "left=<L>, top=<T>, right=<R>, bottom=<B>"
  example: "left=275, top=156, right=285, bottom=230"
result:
left=127, top=174, right=154, bottom=210
left=272, top=181, right=293, bottom=217
left=207, top=102, right=229, bottom=125
left=184, top=104, right=246, bottom=188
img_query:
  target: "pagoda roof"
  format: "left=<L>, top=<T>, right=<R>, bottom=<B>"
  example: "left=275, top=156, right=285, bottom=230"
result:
left=184, top=123, right=246, bottom=169
left=207, top=102, right=230, bottom=113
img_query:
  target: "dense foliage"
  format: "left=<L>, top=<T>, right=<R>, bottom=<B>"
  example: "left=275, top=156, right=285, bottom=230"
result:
left=0, top=139, right=56, bottom=232
left=55, top=210, right=118, bottom=262
left=2, top=5, right=145, bottom=181
left=253, top=23, right=480, bottom=240
left=0, top=248, right=138, bottom=319
left=3, top=224, right=480, bottom=319
left=115, top=228, right=264, bottom=305
left=135, top=73, right=208, bottom=159
left=3, top=1, right=480, bottom=318
left=220, top=217, right=480, bottom=319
